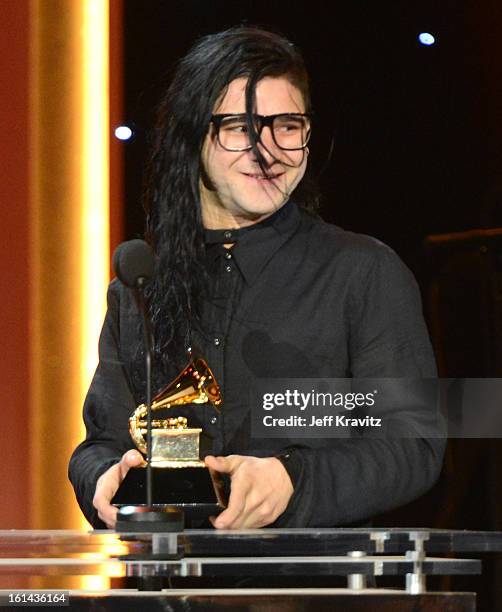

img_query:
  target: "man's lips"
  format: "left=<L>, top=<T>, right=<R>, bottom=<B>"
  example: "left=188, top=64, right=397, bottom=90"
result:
left=242, top=172, right=284, bottom=181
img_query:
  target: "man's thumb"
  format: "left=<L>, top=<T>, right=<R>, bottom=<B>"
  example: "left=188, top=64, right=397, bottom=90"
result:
left=204, top=455, right=230, bottom=472
left=120, top=450, right=144, bottom=477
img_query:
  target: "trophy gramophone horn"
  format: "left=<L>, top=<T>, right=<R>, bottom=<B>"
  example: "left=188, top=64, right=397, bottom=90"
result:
left=129, top=357, right=222, bottom=456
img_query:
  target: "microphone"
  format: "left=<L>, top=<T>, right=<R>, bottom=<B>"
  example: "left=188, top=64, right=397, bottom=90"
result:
left=112, top=239, right=154, bottom=289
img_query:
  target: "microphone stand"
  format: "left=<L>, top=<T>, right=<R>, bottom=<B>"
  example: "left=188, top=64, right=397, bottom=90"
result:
left=136, top=277, right=154, bottom=508
left=115, top=277, right=184, bottom=534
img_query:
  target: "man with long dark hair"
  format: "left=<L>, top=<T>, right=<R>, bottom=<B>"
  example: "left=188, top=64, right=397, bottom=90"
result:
left=69, top=26, right=444, bottom=529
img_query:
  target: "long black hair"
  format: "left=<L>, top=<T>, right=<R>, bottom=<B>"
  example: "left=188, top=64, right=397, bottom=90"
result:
left=142, top=26, right=319, bottom=375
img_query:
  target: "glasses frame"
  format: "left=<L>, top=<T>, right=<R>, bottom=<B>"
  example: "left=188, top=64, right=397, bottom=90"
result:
left=210, top=112, right=312, bottom=152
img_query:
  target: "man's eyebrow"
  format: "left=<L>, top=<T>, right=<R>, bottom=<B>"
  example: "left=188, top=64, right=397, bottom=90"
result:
left=213, top=113, right=246, bottom=118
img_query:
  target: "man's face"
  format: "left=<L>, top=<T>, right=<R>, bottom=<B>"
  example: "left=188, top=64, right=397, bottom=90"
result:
left=200, top=76, right=308, bottom=229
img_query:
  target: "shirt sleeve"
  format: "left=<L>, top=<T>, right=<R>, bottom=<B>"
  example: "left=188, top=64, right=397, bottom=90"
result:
left=68, top=281, right=137, bottom=528
left=275, top=243, right=446, bottom=527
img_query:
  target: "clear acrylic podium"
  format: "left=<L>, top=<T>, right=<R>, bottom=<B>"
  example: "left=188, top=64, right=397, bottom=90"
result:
left=0, top=528, right=501, bottom=610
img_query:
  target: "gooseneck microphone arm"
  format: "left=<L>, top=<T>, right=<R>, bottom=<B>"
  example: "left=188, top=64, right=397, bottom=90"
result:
left=133, top=277, right=154, bottom=508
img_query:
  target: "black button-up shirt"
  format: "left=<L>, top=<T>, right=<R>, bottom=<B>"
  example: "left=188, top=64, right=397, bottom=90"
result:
left=69, top=201, right=444, bottom=528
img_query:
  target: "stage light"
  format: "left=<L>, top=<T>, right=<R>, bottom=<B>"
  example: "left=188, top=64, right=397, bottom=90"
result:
left=418, top=32, right=436, bottom=46
left=114, top=125, right=133, bottom=140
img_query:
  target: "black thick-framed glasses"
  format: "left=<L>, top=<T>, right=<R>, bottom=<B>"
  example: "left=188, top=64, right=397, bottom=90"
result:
left=210, top=113, right=312, bottom=152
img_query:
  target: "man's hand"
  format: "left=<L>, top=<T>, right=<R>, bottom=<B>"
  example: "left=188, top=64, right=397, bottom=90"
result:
left=204, top=455, right=294, bottom=529
left=93, top=449, right=145, bottom=529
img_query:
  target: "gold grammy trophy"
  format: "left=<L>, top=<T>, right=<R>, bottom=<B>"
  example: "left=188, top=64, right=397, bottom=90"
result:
left=113, top=357, right=227, bottom=519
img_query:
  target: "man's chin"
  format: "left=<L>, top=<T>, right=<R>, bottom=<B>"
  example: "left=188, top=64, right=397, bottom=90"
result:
left=236, top=200, right=287, bottom=224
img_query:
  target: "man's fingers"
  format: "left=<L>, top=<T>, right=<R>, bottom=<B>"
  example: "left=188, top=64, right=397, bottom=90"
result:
left=93, top=469, right=120, bottom=529
left=224, top=488, right=271, bottom=529
left=206, top=455, right=294, bottom=530
left=97, top=504, right=119, bottom=529
left=206, top=454, right=249, bottom=527
left=94, top=464, right=120, bottom=504
left=93, top=450, right=144, bottom=530
left=238, top=499, right=277, bottom=529
left=212, top=502, right=246, bottom=529
left=212, top=477, right=250, bottom=529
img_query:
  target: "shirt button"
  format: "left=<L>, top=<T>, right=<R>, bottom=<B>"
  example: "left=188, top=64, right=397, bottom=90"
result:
left=214, top=338, right=221, bottom=346
left=224, top=252, right=232, bottom=260
left=224, top=231, right=232, bottom=240
left=210, top=416, right=218, bottom=425
left=226, top=265, right=232, bottom=273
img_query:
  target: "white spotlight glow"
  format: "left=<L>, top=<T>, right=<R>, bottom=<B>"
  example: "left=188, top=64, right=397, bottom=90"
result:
left=418, top=32, right=436, bottom=46
left=114, top=125, right=133, bottom=140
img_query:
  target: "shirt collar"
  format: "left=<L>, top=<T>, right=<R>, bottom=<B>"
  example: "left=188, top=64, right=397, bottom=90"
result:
left=204, top=200, right=302, bottom=286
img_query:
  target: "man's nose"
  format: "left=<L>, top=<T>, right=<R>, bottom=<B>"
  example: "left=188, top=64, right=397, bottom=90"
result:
left=254, top=127, right=280, bottom=163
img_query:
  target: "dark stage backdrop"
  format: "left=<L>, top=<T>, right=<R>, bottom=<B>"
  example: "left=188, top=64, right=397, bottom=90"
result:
left=121, top=1, right=500, bottom=258
left=119, top=4, right=502, bottom=607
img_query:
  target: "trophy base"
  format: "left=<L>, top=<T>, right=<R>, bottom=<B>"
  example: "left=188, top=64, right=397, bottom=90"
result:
left=116, top=505, right=184, bottom=533
left=112, top=465, right=227, bottom=521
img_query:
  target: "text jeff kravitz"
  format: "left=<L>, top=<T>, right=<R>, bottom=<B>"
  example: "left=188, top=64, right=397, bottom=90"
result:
left=262, top=414, right=382, bottom=428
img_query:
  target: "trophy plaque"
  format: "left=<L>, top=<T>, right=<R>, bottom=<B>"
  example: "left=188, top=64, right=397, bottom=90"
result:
left=112, top=357, right=227, bottom=520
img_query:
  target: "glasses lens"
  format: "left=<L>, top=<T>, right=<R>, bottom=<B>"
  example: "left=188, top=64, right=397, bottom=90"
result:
left=273, top=115, right=311, bottom=150
left=217, top=115, right=251, bottom=151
